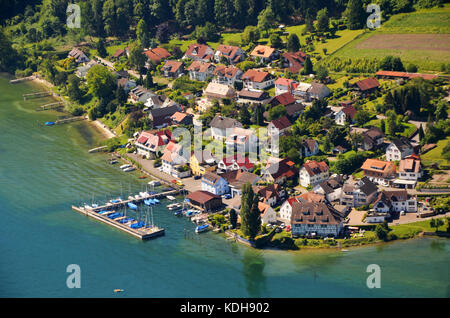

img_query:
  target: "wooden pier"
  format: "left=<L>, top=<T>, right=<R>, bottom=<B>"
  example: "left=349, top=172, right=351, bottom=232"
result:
left=55, top=116, right=85, bottom=124
left=10, top=75, right=36, bottom=84
left=72, top=189, right=181, bottom=240
left=88, top=146, right=108, bottom=153
left=23, top=91, right=53, bottom=100
left=37, top=101, right=64, bottom=111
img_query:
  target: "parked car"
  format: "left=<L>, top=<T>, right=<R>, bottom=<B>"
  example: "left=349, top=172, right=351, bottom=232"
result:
left=223, top=194, right=232, bottom=199
left=194, top=175, right=202, bottom=180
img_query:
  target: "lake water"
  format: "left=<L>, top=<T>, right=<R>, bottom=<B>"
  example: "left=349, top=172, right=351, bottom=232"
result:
left=0, top=75, right=449, bottom=298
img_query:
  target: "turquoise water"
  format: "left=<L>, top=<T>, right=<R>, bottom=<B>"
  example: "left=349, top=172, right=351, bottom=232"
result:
left=0, top=75, right=449, bottom=298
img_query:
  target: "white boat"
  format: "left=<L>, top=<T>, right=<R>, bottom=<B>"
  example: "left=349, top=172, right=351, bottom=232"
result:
left=120, top=164, right=131, bottom=169
left=123, top=167, right=136, bottom=172
left=139, top=192, right=148, bottom=198
left=148, top=180, right=161, bottom=186
left=134, top=194, right=141, bottom=199
left=167, top=203, right=182, bottom=210
left=166, top=195, right=176, bottom=201
left=128, top=196, right=134, bottom=200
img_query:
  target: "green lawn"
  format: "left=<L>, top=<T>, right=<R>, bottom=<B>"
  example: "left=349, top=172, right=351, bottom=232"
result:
left=422, top=136, right=450, bottom=166
left=390, top=218, right=448, bottom=239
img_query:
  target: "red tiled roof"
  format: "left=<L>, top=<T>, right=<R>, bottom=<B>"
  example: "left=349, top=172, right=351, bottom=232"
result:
left=143, top=47, right=171, bottom=64
left=302, top=160, right=329, bottom=176
left=271, top=92, right=296, bottom=106
left=163, top=60, right=183, bottom=73
left=376, top=70, right=438, bottom=80
left=241, top=69, right=271, bottom=83
left=271, top=116, right=291, bottom=130
left=185, top=43, right=213, bottom=60
left=187, top=60, right=214, bottom=73
left=342, top=106, right=357, bottom=119
left=355, top=78, right=380, bottom=91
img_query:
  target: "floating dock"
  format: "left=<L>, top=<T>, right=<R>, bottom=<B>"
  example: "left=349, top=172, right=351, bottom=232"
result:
left=23, top=91, right=52, bottom=100
left=72, top=190, right=181, bottom=240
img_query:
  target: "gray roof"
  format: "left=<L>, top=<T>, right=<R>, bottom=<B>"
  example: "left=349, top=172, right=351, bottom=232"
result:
left=210, top=115, right=242, bottom=130
left=391, top=138, right=413, bottom=151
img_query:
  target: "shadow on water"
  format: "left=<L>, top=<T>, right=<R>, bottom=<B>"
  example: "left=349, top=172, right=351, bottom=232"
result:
left=430, top=239, right=446, bottom=252
left=242, top=249, right=266, bottom=297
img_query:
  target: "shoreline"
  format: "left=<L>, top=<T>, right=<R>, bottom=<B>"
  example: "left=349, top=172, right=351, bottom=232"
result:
left=91, top=119, right=117, bottom=139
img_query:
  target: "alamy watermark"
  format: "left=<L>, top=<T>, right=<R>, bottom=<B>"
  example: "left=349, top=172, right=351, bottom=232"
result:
left=366, top=264, right=381, bottom=289
left=367, top=4, right=382, bottom=29
left=66, top=3, right=81, bottom=29
left=66, top=264, right=81, bottom=288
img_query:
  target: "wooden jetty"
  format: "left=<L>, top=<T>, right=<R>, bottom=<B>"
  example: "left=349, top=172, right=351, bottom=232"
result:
left=23, top=91, right=52, bottom=100
left=88, top=146, right=108, bottom=153
left=55, top=116, right=84, bottom=125
left=71, top=190, right=181, bottom=240
left=37, top=101, right=64, bottom=111
left=10, top=75, right=36, bottom=84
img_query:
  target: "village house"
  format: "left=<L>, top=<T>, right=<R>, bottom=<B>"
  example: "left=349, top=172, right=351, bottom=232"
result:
left=332, top=145, right=348, bottom=155
left=214, top=45, right=245, bottom=64
left=204, top=82, right=236, bottom=101
left=217, top=154, right=254, bottom=172
left=68, top=47, right=90, bottom=63
left=241, top=69, right=275, bottom=90
left=148, top=105, right=181, bottom=128
left=129, top=86, right=156, bottom=103
left=250, top=45, right=279, bottom=62
left=221, top=169, right=259, bottom=198
left=162, top=60, right=184, bottom=78
left=353, top=77, right=380, bottom=97
left=361, top=127, right=384, bottom=150
left=190, top=150, right=217, bottom=176
left=112, top=48, right=126, bottom=59
left=282, top=51, right=306, bottom=74
left=237, top=89, right=271, bottom=104
left=117, top=78, right=137, bottom=93
left=212, top=65, right=243, bottom=86
left=375, top=70, right=438, bottom=81
left=290, top=202, right=344, bottom=237
left=293, top=82, right=330, bottom=101
left=361, top=158, right=397, bottom=184
left=285, top=103, right=305, bottom=121
left=335, top=106, right=357, bottom=125
left=274, top=78, right=297, bottom=96
left=186, top=191, right=222, bottom=212
left=258, top=202, right=277, bottom=225
left=261, top=158, right=298, bottom=184
left=254, top=183, right=286, bottom=207
left=184, top=43, right=214, bottom=62
left=210, top=115, right=243, bottom=140
left=268, top=116, right=292, bottom=137
left=313, top=175, right=346, bottom=202
left=135, top=129, right=172, bottom=158
left=170, top=112, right=193, bottom=126
left=340, top=176, right=378, bottom=207
left=299, top=160, right=330, bottom=188
left=301, top=138, right=319, bottom=157
left=269, top=92, right=297, bottom=108
left=144, top=94, right=169, bottom=109
left=75, top=60, right=98, bottom=78
left=143, top=47, right=171, bottom=67
left=187, top=61, right=215, bottom=81
left=386, top=138, right=415, bottom=161
left=279, top=192, right=326, bottom=224
left=201, top=172, right=230, bottom=195
left=161, top=141, right=190, bottom=177
left=225, top=127, right=258, bottom=153
left=393, top=154, right=422, bottom=189
left=373, top=190, right=418, bottom=213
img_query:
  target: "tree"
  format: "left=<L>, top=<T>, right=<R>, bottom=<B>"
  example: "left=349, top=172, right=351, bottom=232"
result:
left=375, top=224, right=388, bottom=241
left=305, top=9, right=315, bottom=33
left=346, top=0, right=366, bottom=30
left=129, top=41, right=146, bottom=72
left=240, top=104, right=251, bottom=125
left=315, top=64, right=329, bottom=82
left=255, top=105, right=265, bottom=126
left=96, top=38, right=107, bottom=58
left=316, top=8, right=330, bottom=33
left=354, top=110, right=371, bottom=126
left=115, top=85, right=127, bottom=104
left=136, top=19, right=150, bottom=48
left=303, top=57, right=313, bottom=75
left=67, top=74, right=83, bottom=101
left=257, top=7, right=275, bottom=36
left=144, top=68, right=154, bottom=88
left=268, top=104, right=286, bottom=121
left=287, top=33, right=300, bottom=52
left=240, top=183, right=261, bottom=240
left=418, top=123, right=425, bottom=142
left=385, top=110, right=398, bottom=136
left=86, top=64, right=116, bottom=101
left=241, top=25, right=260, bottom=46
left=430, top=218, right=444, bottom=232
left=229, top=209, right=238, bottom=229
left=269, top=33, right=283, bottom=49
left=156, top=22, right=170, bottom=43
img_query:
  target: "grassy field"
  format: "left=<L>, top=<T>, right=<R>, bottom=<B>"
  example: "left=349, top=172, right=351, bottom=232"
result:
left=390, top=218, right=448, bottom=239
left=422, top=136, right=450, bottom=166
left=331, top=6, right=450, bottom=71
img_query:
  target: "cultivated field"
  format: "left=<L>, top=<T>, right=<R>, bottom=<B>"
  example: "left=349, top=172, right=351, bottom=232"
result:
left=331, top=6, right=450, bottom=71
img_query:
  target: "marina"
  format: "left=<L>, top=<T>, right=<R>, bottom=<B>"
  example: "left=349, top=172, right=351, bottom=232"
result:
left=72, top=189, right=183, bottom=240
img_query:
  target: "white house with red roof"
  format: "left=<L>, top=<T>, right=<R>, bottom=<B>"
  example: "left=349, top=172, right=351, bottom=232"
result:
left=212, top=65, right=243, bottom=86
left=214, top=45, right=245, bottom=64
left=135, top=130, right=172, bottom=158
left=225, top=127, right=258, bottom=153
left=335, top=106, right=357, bottom=125
left=161, top=141, right=190, bottom=177
left=299, top=160, right=330, bottom=188
left=217, top=154, right=254, bottom=172
left=274, top=78, right=297, bottom=95
left=184, top=43, right=214, bottom=62
left=187, top=61, right=215, bottom=81
left=241, top=69, right=275, bottom=90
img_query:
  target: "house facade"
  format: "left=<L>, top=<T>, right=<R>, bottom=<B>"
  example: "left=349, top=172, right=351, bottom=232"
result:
left=361, top=158, right=397, bottom=183
left=201, top=172, right=229, bottom=195
left=299, top=160, right=330, bottom=188
left=210, top=115, right=243, bottom=140
left=241, top=70, right=275, bottom=90
left=187, top=61, right=215, bottom=81
left=386, top=138, right=414, bottom=161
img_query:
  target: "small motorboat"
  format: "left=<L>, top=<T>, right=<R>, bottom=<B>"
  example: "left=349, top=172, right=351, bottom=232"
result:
left=45, top=121, right=55, bottom=126
left=127, top=202, right=138, bottom=210
left=138, top=175, right=147, bottom=179
left=114, top=289, right=124, bottom=293
left=109, top=160, right=118, bottom=164
left=166, top=195, right=176, bottom=201
left=152, top=198, right=160, bottom=204
left=195, top=224, right=209, bottom=234
left=120, top=164, right=131, bottom=169
left=144, top=199, right=155, bottom=206
left=148, top=180, right=161, bottom=186
left=174, top=211, right=183, bottom=216
left=123, top=167, right=136, bottom=172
